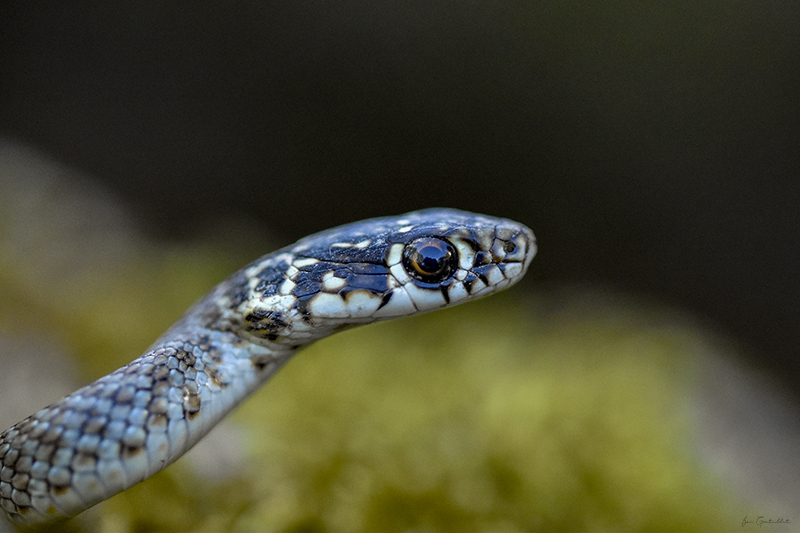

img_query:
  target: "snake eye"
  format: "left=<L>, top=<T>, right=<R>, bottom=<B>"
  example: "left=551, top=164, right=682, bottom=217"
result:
left=402, top=237, right=459, bottom=283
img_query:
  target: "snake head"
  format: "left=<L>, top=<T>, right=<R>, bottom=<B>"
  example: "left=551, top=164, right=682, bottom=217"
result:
left=236, top=208, right=535, bottom=346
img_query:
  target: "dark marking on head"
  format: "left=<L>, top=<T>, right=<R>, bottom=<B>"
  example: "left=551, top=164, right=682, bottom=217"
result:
left=298, top=241, right=389, bottom=265
left=254, top=259, right=292, bottom=297
left=472, top=265, right=494, bottom=285
left=245, top=309, right=289, bottom=340
left=296, top=295, right=315, bottom=317
left=377, top=291, right=393, bottom=310
left=342, top=273, right=389, bottom=294
left=457, top=237, right=481, bottom=251
left=474, top=251, right=491, bottom=266
left=292, top=279, right=321, bottom=298
left=347, top=263, right=389, bottom=275
left=297, top=261, right=341, bottom=282
left=230, top=287, right=251, bottom=307
left=462, top=273, right=480, bottom=292
left=255, top=272, right=284, bottom=297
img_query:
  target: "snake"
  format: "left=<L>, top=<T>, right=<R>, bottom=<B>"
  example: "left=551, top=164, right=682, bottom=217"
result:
left=0, top=208, right=535, bottom=526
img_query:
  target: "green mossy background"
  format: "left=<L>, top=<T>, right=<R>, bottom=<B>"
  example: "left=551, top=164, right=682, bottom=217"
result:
left=1, top=233, right=743, bottom=531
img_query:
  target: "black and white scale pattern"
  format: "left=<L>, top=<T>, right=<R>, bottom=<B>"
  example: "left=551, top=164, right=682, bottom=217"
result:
left=0, top=208, right=535, bottom=526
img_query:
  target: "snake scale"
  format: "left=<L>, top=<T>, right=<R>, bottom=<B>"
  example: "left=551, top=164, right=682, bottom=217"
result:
left=0, top=208, right=535, bottom=526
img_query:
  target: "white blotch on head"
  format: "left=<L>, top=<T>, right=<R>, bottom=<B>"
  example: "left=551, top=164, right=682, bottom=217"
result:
left=450, top=237, right=477, bottom=271
left=279, top=279, right=296, bottom=296
left=293, top=257, right=319, bottom=268
left=307, top=293, right=348, bottom=318
left=285, top=265, right=300, bottom=280
left=343, top=291, right=382, bottom=317
left=322, top=271, right=347, bottom=291
left=248, top=294, right=296, bottom=316
left=446, top=281, right=468, bottom=302
left=386, top=243, right=404, bottom=267
left=389, top=263, right=411, bottom=285
left=329, top=239, right=371, bottom=249
left=404, top=283, right=447, bottom=311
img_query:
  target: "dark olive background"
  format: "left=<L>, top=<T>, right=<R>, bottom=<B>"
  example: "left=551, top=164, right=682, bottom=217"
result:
left=2, top=2, right=798, bottom=392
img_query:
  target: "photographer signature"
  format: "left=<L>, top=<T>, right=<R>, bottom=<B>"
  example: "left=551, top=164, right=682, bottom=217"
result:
left=742, top=516, right=791, bottom=527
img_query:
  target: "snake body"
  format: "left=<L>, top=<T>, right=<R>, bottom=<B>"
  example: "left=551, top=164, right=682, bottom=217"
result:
left=0, top=208, right=535, bottom=526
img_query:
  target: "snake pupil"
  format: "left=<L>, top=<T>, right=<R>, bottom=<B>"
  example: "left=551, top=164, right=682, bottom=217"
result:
left=402, top=237, right=458, bottom=283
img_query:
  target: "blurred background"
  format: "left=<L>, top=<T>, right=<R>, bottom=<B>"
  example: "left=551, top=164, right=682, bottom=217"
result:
left=1, top=2, right=798, bottom=531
